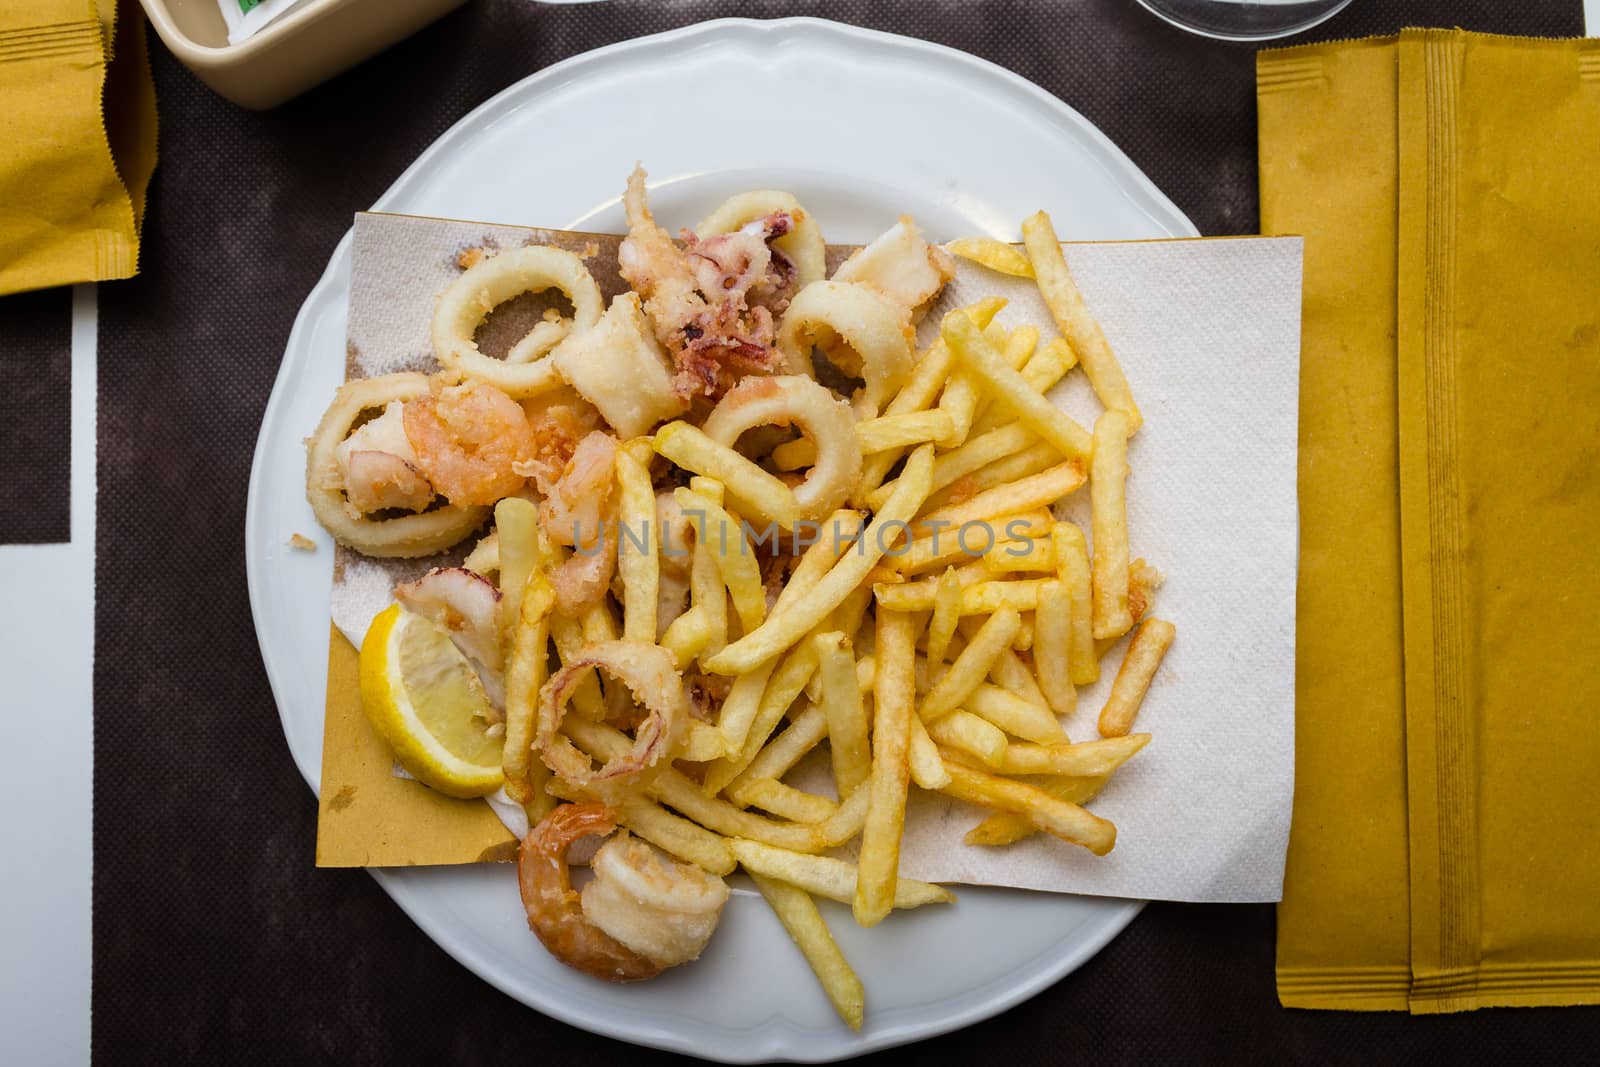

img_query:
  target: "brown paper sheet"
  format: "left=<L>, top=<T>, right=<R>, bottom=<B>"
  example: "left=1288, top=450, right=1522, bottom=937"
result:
left=1264, top=29, right=1600, bottom=1012
left=1259, top=36, right=1413, bottom=1011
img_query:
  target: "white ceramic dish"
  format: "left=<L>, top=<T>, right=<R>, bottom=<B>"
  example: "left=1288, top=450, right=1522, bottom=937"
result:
left=246, top=17, right=1195, bottom=1061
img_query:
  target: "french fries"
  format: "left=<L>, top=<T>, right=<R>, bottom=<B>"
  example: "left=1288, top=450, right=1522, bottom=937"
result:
left=855, top=609, right=916, bottom=927
left=750, top=874, right=865, bottom=1031
left=945, top=236, right=1035, bottom=277
left=1021, top=209, right=1141, bottom=432
left=1090, top=411, right=1133, bottom=640
left=939, top=758, right=1116, bottom=856
left=907, top=716, right=953, bottom=789
left=1098, top=619, right=1176, bottom=737
left=733, top=839, right=954, bottom=909
left=1033, top=580, right=1077, bottom=716
left=927, top=711, right=1008, bottom=767
left=964, top=774, right=1109, bottom=847
left=964, top=683, right=1067, bottom=744
left=942, top=309, right=1093, bottom=460
left=920, top=608, right=1021, bottom=721
left=614, top=446, right=659, bottom=643
left=814, top=633, right=871, bottom=798
left=703, top=445, right=934, bottom=675
left=1051, top=522, right=1099, bottom=685
left=676, top=485, right=765, bottom=634
left=654, top=421, right=801, bottom=529
left=502, top=571, right=555, bottom=812
left=998, top=733, right=1151, bottom=776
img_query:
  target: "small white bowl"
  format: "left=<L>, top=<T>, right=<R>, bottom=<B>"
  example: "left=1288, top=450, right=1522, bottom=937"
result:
left=139, top=0, right=468, bottom=109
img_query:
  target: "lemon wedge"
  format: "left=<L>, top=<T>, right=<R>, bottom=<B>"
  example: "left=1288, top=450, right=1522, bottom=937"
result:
left=359, top=603, right=505, bottom=797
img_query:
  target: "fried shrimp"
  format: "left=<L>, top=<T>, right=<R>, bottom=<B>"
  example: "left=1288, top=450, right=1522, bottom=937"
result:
left=618, top=165, right=790, bottom=399
left=517, top=804, right=663, bottom=982
left=402, top=381, right=535, bottom=507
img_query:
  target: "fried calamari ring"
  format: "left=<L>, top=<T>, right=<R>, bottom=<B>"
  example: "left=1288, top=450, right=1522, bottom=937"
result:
left=776, top=280, right=914, bottom=418
left=700, top=376, right=861, bottom=521
left=305, top=373, right=489, bottom=557
left=695, top=190, right=827, bottom=288
left=432, top=246, right=604, bottom=398
left=537, top=641, right=686, bottom=789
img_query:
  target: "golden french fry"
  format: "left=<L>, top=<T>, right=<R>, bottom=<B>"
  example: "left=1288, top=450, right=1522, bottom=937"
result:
left=897, top=509, right=1054, bottom=575
left=660, top=605, right=713, bottom=670
left=737, top=779, right=839, bottom=823
left=728, top=704, right=829, bottom=799
left=768, top=436, right=816, bottom=471
left=655, top=420, right=801, bottom=529
left=564, top=718, right=869, bottom=853
left=1090, top=410, right=1133, bottom=640
left=679, top=718, right=729, bottom=762
left=926, top=711, right=1007, bottom=767
left=970, top=326, right=1040, bottom=427
left=1094, top=558, right=1166, bottom=659
left=964, top=683, right=1067, bottom=743
left=946, top=237, right=1035, bottom=277
left=855, top=654, right=876, bottom=693
left=855, top=410, right=955, bottom=453
left=814, top=633, right=871, bottom=798
left=943, top=309, right=1093, bottom=460
left=703, top=445, right=935, bottom=675
left=969, top=336, right=1077, bottom=437
left=925, top=567, right=962, bottom=675
left=855, top=609, right=916, bottom=927
left=773, top=510, right=862, bottom=616
left=920, top=608, right=1021, bottom=720
left=716, top=658, right=778, bottom=757
left=732, top=838, right=953, bottom=910
left=501, top=571, right=555, bottom=807
left=749, top=873, right=866, bottom=1031
left=1033, top=580, right=1077, bottom=716
left=1000, top=733, right=1151, bottom=776
left=935, top=322, right=1009, bottom=448
left=876, top=578, right=1049, bottom=615
left=1013, top=613, right=1034, bottom=652
left=964, top=775, right=1109, bottom=847
left=938, top=757, right=1116, bottom=856
left=1050, top=522, right=1098, bottom=685
left=690, top=515, right=728, bottom=658
left=1099, top=619, right=1176, bottom=737
left=982, top=536, right=1055, bottom=576
left=868, top=422, right=1036, bottom=514
left=920, top=441, right=1063, bottom=518
left=614, top=445, right=660, bottom=643
left=913, top=462, right=1085, bottom=543
left=957, top=617, right=1051, bottom=710
left=704, top=641, right=820, bottom=795
left=493, top=497, right=539, bottom=642
left=907, top=715, right=952, bottom=789
left=675, top=486, right=765, bottom=635
left=1021, top=210, right=1140, bottom=432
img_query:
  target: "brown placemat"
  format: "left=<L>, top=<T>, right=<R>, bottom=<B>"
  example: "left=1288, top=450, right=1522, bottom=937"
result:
left=0, top=287, right=70, bottom=543
left=93, top=0, right=1594, bottom=1061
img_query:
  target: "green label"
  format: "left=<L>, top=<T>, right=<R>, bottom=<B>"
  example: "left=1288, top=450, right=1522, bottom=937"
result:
left=239, top=0, right=262, bottom=11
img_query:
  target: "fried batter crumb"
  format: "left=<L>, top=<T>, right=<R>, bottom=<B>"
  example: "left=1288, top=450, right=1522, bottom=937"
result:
left=288, top=532, right=317, bottom=552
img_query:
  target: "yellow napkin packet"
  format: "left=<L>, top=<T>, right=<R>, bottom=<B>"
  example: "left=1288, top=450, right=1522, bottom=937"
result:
left=1261, top=29, right=1600, bottom=1013
left=0, top=0, right=157, bottom=297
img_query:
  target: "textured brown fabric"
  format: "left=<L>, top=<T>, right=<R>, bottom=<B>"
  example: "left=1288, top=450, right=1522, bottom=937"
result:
left=0, top=286, right=70, bottom=543
left=93, top=0, right=1595, bottom=1062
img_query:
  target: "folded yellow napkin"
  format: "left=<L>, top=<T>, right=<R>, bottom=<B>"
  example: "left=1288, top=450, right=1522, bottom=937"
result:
left=1261, top=29, right=1600, bottom=1013
left=0, top=0, right=157, bottom=297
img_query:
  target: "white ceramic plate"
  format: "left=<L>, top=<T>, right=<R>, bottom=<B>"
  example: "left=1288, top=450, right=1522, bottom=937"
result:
left=246, top=18, right=1195, bottom=1061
